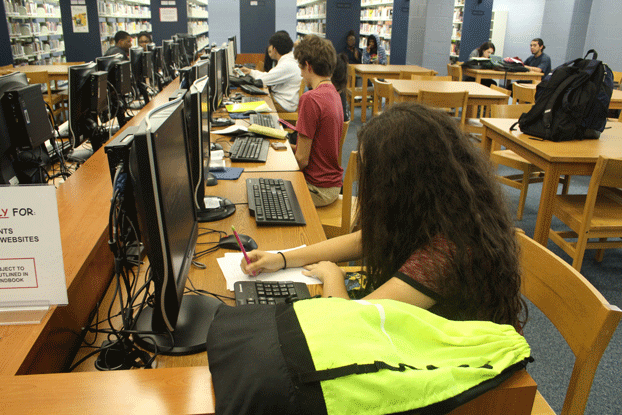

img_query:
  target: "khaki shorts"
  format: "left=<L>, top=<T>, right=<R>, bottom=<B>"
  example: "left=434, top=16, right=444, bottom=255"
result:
left=307, top=183, right=341, bottom=207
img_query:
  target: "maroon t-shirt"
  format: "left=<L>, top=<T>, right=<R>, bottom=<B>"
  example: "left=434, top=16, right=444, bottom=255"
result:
left=295, top=83, right=343, bottom=188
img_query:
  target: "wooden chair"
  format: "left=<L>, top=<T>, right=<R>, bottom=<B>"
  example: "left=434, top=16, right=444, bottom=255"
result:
left=517, top=231, right=621, bottom=415
left=418, top=89, right=469, bottom=130
left=316, top=150, right=359, bottom=239
left=1, top=64, right=14, bottom=70
left=346, top=64, right=372, bottom=118
left=411, top=75, right=452, bottom=81
left=512, top=82, right=536, bottom=104
left=612, top=70, right=622, bottom=89
left=490, top=84, right=512, bottom=97
left=447, top=63, right=462, bottom=81
left=372, top=77, right=393, bottom=116
left=338, top=120, right=350, bottom=168
left=547, top=156, right=622, bottom=271
left=26, top=70, right=67, bottom=123
left=399, top=70, right=436, bottom=79
left=489, top=104, right=570, bottom=220
left=277, top=79, right=306, bottom=123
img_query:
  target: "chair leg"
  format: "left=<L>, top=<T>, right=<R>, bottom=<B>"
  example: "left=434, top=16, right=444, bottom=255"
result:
left=595, top=239, right=606, bottom=262
left=561, top=175, right=571, bottom=195
left=572, top=232, right=589, bottom=271
left=516, top=170, right=531, bottom=220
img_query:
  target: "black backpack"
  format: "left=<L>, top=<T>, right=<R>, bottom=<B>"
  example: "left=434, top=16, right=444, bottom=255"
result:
left=512, top=50, right=614, bottom=141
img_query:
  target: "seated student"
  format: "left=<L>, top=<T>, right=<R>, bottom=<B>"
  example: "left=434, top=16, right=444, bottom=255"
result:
left=524, top=38, right=551, bottom=74
left=466, top=41, right=497, bottom=86
left=105, top=31, right=132, bottom=60
left=137, top=32, right=152, bottom=51
left=290, top=35, right=344, bottom=207
left=242, top=102, right=526, bottom=330
left=362, top=34, right=387, bottom=65
left=240, top=31, right=302, bottom=112
left=343, top=30, right=361, bottom=64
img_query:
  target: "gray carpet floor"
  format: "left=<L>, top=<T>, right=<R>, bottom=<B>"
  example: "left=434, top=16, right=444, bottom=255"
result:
left=341, top=107, right=622, bottom=415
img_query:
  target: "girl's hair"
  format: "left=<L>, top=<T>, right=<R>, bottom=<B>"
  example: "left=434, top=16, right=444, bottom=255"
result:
left=532, top=38, right=545, bottom=50
left=331, top=53, right=349, bottom=92
left=367, top=35, right=377, bottom=55
left=477, top=41, right=495, bottom=56
left=356, top=102, right=526, bottom=329
left=346, top=29, right=356, bottom=40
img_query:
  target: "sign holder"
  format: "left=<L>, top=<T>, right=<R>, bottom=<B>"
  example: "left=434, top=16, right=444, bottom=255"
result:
left=0, top=300, right=51, bottom=325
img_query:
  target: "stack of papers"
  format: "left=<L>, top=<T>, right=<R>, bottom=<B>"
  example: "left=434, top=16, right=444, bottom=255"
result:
left=216, top=246, right=322, bottom=291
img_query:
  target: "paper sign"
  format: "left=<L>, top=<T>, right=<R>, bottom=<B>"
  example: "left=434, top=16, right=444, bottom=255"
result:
left=160, top=7, right=178, bottom=22
left=0, top=186, right=68, bottom=307
left=71, top=5, right=89, bottom=33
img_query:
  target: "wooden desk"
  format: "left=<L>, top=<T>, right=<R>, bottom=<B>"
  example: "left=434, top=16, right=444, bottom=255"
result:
left=481, top=118, right=622, bottom=245
left=13, top=64, right=70, bottom=81
left=390, top=80, right=509, bottom=116
left=462, top=68, right=543, bottom=84
left=352, top=64, right=436, bottom=122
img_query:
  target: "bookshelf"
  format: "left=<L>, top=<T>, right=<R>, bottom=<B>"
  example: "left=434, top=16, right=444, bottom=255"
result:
left=359, top=0, right=393, bottom=59
left=187, top=0, right=208, bottom=50
left=296, top=0, right=326, bottom=38
left=97, top=0, right=151, bottom=55
left=5, top=0, right=66, bottom=65
left=450, top=0, right=463, bottom=62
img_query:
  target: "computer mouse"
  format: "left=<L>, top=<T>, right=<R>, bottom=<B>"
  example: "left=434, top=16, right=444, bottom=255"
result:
left=218, top=234, right=258, bottom=251
left=211, top=142, right=223, bottom=151
left=206, top=174, right=218, bottom=187
left=243, top=110, right=257, bottom=116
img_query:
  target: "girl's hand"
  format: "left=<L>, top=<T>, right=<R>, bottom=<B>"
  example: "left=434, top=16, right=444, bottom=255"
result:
left=302, top=261, right=344, bottom=283
left=240, top=251, right=284, bottom=276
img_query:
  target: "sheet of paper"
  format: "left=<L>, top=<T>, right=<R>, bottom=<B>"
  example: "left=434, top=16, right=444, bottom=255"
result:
left=217, top=246, right=321, bottom=291
left=214, top=125, right=248, bottom=135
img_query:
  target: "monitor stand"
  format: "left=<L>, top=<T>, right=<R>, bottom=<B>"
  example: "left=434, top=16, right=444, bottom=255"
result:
left=133, top=294, right=223, bottom=355
left=198, top=196, right=236, bottom=222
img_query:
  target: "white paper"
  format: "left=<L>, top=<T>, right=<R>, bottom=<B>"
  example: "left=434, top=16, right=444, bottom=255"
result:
left=71, top=6, right=88, bottom=33
left=159, top=7, right=178, bottom=22
left=217, top=246, right=321, bottom=291
left=0, top=186, right=68, bottom=306
left=214, top=125, right=248, bottom=135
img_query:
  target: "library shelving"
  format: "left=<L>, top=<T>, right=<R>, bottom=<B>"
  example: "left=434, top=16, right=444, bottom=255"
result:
left=187, top=0, right=208, bottom=49
left=98, top=0, right=151, bottom=55
left=296, top=0, right=326, bottom=38
left=359, top=0, right=393, bottom=59
left=451, top=0, right=493, bottom=63
left=4, top=0, right=66, bottom=65
left=450, top=0, right=463, bottom=62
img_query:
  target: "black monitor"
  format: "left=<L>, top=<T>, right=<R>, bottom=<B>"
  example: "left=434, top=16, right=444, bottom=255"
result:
left=209, top=47, right=223, bottom=111
left=179, top=65, right=198, bottom=90
left=219, top=47, right=230, bottom=97
left=225, top=38, right=236, bottom=78
left=0, top=72, right=29, bottom=157
left=68, top=62, right=108, bottom=152
left=195, top=59, right=208, bottom=79
left=228, top=35, right=237, bottom=62
left=146, top=42, right=156, bottom=52
left=152, top=45, right=166, bottom=89
left=129, top=97, right=221, bottom=355
left=97, top=53, right=131, bottom=95
left=184, top=76, right=235, bottom=222
left=172, top=41, right=184, bottom=69
left=130, top=46, right=150, bottom=104
left=162, top=39, right=176, bottom=79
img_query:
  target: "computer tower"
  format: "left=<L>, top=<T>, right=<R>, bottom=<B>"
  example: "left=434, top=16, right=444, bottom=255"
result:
left=1, top=84, right=53, bottom=151
left=90, top=71, right=108, bottom=116
left=115, top=61, right=131, bottom=95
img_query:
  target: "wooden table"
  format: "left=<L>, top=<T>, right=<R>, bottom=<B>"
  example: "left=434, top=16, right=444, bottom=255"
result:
left=352, top=64, right=436, bottom=122
left=13, top=64, right=70, bottom=81
left=390, top=80, right=510, bottom=116
left=481, top=118, right=622, bottom=245
left=462, top=68, right=543, bottom=84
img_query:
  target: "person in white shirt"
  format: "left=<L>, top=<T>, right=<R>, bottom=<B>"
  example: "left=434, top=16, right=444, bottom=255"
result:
left=241, top=31, right=302, bottom=112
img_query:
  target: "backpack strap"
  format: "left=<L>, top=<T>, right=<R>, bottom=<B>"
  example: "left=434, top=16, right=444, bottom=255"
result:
left=584, top=49, right=598, bottom=60
left=541, top=73, right=582, bottom=140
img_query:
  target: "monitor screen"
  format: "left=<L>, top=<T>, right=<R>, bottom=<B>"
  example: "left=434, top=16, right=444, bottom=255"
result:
left=96, top=53, right=131, bottom=95
left=129, top=97, right=221, bottom=354
left=228, top=35, right=237, bottom=61
left=69, top=62, right=101, bottom=149
left=162, top=39, right=174, bottom=79
left=195, top=59, right=208, bottom=79
left=0, top=72, right=29, bottom=158
left=226, top=39, right=236, bottom=77
left=130, top=46, right=150, bottom=104
left=209, top=47, right=223, bottom=111
left=218, top=47, right=230, bottom=97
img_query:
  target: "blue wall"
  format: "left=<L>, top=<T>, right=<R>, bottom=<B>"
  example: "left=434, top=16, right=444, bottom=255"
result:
left=391, top=0, right=410, bottom=65
left=151, top=0, right=188, bottom=45
left=0, top=1, right=13, bottom=66
left=275, top=0, right=296, bottom=42
left=59, top=0, right=102, bottom=63
left=458, top=0, right=493, bottom=62
left=208, top=0, right=241, bottom=51
left=325, top=0, right=361, bottom=57
left=239, top=0, right=275, bottom=53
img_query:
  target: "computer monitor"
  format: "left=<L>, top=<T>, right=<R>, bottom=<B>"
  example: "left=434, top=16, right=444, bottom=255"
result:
left=96, top=53, right=131, bottom=95
left=162, top=39, right=175, bottom=79
left=68, top=62, right=108, bottom=152
left=209, top=47, right=223, bottom=111
left=176, top=33, right=197, bottom=63
left=146, top=42, right=156, bottom=52
left=219, top=47, right=230, bottom=97
left=184, top=76, right=235, bottom=222
left=179, top=65, right=198, bottom=90
left=152, top=45, right=166, bottom=89
left=228, top=35, right=237, bottom=62
left=195, top=59, right=208, bottom=79
left=129, top=97, right=221, bottom=355
left=130, top=46, right=150, bottom=104
left=225, top=39, right=236, bottom=78
left=0, top=72, right=29, bottom=157
left=172, top=41, right=183, bottom=69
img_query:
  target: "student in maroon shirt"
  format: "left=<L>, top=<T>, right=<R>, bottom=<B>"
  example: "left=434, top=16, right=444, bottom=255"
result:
left=292, top=35, right=344, bottom=207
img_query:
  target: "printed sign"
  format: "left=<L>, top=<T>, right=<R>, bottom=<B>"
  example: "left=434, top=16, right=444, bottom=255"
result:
left=71, top=5, right=89, bottom=33
left=160, top=7, right=178, bottom=22
left=0, top=185, right=68, bottom=308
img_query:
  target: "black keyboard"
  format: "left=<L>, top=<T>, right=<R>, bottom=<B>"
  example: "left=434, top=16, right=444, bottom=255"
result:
left=229, top=136, right=269, bottom=162
left=241, top=96, right=264, bottom=103
left=240, top=84, right=268, bottom=95
left=247, top=178, right=306, bottom=226
left=250, top=113, right=278, bottom=129
left=234, top=281, right=311, bottom=305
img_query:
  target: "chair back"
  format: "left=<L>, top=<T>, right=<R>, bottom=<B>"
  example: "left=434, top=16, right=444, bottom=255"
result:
left=491, top=103, right=533, bottom=119
left=53, top=61, right=85, bottom=66
left=447, top=64, right=462, bottom=81
left=517, top=231, right=621, bottom=415
left=411, top=75, right=452, bottom=81
left=512, top=83, right=536, bottom=104
left=26, top=70, right=52, bottom=101
left=399, top=70, right=436, bottom=79
left=490, top=84, right=511, bottom=96
left=418, top=90, right=468, bottom=128
left=340, top=151, right=359, bottom=235
left=338, top=120, right=350, bottom=167
left=612, top=70, right=622, bottom=88
left=372, top=77, right=392, bottom=116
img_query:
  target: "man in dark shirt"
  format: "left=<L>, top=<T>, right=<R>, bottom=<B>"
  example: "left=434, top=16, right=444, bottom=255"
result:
left=104, top=31, right=132, bottom=60
left=524, top=38, right=551, bottom=75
